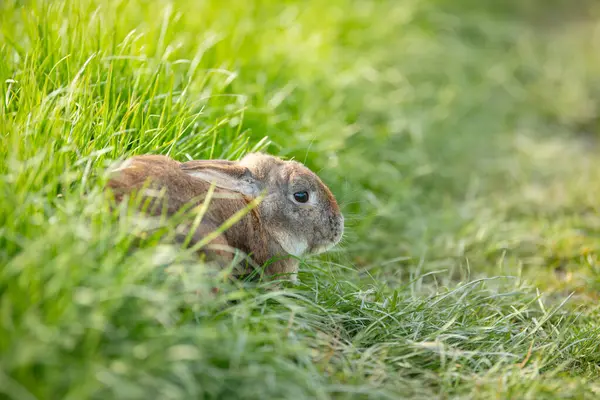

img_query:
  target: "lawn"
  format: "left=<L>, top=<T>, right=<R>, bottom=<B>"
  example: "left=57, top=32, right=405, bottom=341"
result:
left=2, top=0, right=600, bottom=398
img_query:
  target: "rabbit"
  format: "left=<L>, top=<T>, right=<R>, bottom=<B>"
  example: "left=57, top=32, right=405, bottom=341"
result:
left=105, top=152, right=344, bottom=282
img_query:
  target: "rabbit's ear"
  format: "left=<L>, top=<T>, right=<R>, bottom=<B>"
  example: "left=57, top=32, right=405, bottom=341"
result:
left=181, top=160, right=261, bottom=196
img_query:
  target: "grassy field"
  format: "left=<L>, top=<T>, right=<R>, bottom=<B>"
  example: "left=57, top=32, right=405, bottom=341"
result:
left=2, top=0, right=600, bottom=398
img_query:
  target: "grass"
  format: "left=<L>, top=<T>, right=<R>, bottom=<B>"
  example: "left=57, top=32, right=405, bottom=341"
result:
left=2, top=0, right=600, bottom=398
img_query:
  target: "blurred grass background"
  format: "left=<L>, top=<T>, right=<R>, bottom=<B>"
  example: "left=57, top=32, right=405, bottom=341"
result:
left=1, top=0, right=600, bottom=398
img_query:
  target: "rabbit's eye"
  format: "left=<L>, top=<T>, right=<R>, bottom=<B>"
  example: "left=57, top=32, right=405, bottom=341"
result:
left=293, top=191, right=309, bottom=203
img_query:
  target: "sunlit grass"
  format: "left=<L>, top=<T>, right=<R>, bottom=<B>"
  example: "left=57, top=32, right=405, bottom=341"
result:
left=1, top=0, right=600, bottom=398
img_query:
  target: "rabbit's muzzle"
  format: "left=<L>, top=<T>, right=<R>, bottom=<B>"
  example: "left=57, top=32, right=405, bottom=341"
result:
left=310, top=211, right=344, bottom=255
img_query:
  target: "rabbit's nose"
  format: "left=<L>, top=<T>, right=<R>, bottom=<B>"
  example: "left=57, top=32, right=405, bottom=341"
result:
left=329, top=213, right=344, bottom=243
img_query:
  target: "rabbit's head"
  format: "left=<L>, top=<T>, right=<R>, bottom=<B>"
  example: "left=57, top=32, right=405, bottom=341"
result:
left=180, top=153, right=344, bottom=258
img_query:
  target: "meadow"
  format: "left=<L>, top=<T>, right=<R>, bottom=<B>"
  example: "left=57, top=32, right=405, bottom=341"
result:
left=1, top=0, right=600, bottom=398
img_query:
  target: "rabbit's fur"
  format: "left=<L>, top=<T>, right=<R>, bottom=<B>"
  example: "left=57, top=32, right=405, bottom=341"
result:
left=106, top=153, right=344, bottom=282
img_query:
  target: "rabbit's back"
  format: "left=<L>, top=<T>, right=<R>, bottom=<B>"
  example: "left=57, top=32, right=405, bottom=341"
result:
left=107, top=155, right=207, bottom=214
left=106, top=155, right=270, bottom=262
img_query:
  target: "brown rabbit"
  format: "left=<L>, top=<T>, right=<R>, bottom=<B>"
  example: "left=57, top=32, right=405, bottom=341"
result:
left=106, top=152, right=344, bottom=282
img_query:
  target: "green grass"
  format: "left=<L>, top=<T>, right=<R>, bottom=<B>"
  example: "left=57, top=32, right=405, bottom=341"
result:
left=2, top=0, right=600, bottom=398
